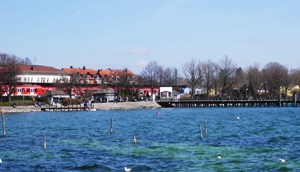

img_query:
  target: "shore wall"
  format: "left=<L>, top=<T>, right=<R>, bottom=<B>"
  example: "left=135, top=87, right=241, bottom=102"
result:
left=0, top=101, right=161, bottom=113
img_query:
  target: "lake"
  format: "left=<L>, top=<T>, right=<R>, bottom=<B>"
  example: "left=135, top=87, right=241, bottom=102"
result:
left=1, top=107, right=300, bottom=171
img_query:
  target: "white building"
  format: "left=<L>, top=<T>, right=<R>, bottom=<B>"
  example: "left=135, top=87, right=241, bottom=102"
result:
left=17, top=65, right=70, bottom=84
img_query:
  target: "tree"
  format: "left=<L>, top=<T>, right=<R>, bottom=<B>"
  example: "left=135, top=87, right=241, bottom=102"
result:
left=245, top=64, right=262, bottom=98
left=114, top=68, right=136, bottom=101
left=262, top=62, right=289, bottom=98
left=0, top=60, right=20, bottom=102
left=182, top=58, right=202, bottom=98
left=0, top=53, right=32, bottom=66
left=0, top=53, right=31, bottom=102
left=201, top=60, right=219, bottom=98
left=161, top=67, right=177, bottom=86
left=140, top=61, right=162, bottom=95
left=291, top=69, right=300, bottom=87
left=218, top=56, right=236, bottom=97
left=232, top=67, right=245, bottom=98
left=56, top=73, right=81, bottom=98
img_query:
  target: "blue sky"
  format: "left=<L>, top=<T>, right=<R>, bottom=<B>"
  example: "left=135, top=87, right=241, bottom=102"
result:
left=1, top=0, right=300, bottom=74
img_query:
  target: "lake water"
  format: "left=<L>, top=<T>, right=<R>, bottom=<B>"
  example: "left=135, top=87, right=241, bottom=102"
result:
left=0, top=107, right=300, bottom=171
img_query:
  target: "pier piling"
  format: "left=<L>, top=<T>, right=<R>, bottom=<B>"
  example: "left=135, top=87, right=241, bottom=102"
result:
left=1, top=111, right=6, bottom=136
left=43, top=134, right=47, bottom=150
left=110, top=118, right=113, bottom=134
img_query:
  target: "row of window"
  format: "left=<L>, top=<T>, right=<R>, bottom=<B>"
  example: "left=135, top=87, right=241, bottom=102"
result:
left=20, top=77, right=69, bottom=83
left=19, top=75, right=135, bottom=84
left=17, top=88, right=37, bottom=93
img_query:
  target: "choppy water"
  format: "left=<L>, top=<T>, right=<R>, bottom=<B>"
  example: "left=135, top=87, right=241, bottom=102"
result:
left=0, top=107, right=300, bottom=171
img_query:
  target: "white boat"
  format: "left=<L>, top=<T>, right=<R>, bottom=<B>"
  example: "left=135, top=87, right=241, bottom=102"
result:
left=89, top=108, right=96, bottom=111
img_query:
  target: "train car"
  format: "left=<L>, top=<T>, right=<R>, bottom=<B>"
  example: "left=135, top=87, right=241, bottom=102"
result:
left=0, top=85, right=55, bottom=97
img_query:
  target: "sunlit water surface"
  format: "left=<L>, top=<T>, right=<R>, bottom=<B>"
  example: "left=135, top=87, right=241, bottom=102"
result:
left=0, top=107, right=300, bottom=171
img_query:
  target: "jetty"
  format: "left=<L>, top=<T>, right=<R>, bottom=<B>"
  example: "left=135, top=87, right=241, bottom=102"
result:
left=41, top=107, right=86, bottom=111
left=157, top=98, right=300, bottom=108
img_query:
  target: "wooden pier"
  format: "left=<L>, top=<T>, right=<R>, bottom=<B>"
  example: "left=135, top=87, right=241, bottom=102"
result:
left=41, top=107, right=86, bottom=111
left=157, top=99, right=300, bottom=108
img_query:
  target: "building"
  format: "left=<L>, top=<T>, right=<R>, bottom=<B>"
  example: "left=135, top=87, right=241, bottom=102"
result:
left=17, top=65, right=70, bottom=84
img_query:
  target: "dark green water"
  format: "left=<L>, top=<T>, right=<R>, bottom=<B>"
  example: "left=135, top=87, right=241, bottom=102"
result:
left=0, top=107, right=300, bottom=171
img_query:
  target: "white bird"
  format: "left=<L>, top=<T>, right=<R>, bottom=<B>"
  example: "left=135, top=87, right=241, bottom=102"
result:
left=278, top=158, right=286, bottom=163
left=217, top=155, right=222, bottom=159
left=124, top=167, right=132, bottom=172
left=0, top=158, right=2, bottom=164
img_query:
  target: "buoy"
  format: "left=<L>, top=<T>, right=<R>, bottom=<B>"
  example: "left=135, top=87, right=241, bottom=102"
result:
left=236, top=116, right=240, bottom=121
left=124, top=167, right=132, bottom=172
left=278, top=158, right=285, bottom=163
left=43, top=134, right=47, bottom=150
left=133, top=133, right=137, bottom=144
left=217, top=154, right=222, bottom=159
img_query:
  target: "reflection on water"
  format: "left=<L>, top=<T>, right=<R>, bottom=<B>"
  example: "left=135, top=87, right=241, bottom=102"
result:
left=1, top=108, right=300, bottom=171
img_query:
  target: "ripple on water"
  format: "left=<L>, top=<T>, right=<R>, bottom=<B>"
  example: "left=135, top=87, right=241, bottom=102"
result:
left=71, top=163, right=112, bottom=171
left=1, top=108, right=300, bottom=171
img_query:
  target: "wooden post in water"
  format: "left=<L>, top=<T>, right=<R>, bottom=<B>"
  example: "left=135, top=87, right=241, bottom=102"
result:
left=43, top=134, right=47, bottom=150
left=293, top=92, right=297, bottom=107
left=1, top=111, right=6, bottom=136
left=198, top=121, right=203, bottom=140
left=133, top=133, right=137, bottom=144
left=109, top=118, right=113, bottom=134
left=204, top=119, right=208, bottom=135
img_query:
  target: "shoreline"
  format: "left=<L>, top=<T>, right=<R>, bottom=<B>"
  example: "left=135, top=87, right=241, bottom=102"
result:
left=0, top=101, right=161, bottom=113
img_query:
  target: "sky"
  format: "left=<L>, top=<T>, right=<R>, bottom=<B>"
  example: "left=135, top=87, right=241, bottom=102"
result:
left=1, top=0, right=300, bottom=74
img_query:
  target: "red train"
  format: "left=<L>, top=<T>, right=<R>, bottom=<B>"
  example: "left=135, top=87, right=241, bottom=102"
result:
left=1, top=85, right=55, bottom=97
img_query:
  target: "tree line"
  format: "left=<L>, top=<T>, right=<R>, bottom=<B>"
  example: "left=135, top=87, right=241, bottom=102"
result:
left=1, top=51, right=300, bottom=102
left=139, top=56, right=300, bottom=99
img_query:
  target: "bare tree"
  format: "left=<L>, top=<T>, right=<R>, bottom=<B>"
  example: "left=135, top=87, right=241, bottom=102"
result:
left=161, top=67, right=177, bottom=86
left=0, top=53, right=32, bottom=66
left=245, top=64, right=262, bottom=98
left=55, top=73, right=81, bottom=98
left=201, top=60, right=219, bottom=98
left=232, top=67, right=245, bottom=98
left=140, top=61, right=162, bottom=95
left=0, top=53, right=32, bottom=102
left=262, top=62, right=289, bottom=98
left=182, top=58, right=202, bottom=98
left=218, top=56, right=236, bottom=97
left=291, top=69, right=300, bottom=87
left=0, top=60, right=20, bottom=102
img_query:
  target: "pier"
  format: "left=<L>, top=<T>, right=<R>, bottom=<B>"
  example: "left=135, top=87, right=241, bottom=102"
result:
left=41, top=107, right=86, bottom=111
left=157, top=99, right=300, bottom=108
